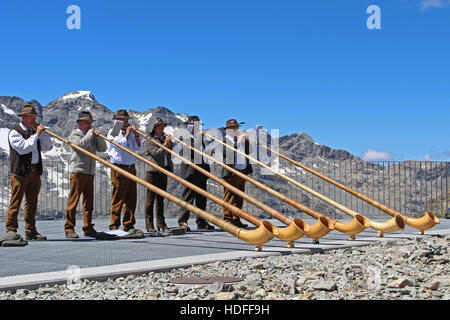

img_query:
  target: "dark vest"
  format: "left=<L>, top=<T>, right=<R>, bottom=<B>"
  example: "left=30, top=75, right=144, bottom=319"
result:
left=221, top=137, right=253, bottom=178
left=9, top=125, right=43, bottom=177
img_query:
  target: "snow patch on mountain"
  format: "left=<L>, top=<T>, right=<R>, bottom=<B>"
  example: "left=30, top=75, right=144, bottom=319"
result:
left=0, top=186, right=9, bottom=212
left=1, top=104, right=17, bottom=117
left=42, top=140, right=66, bottom=159
left=134, top=112, right=152, bottom=131
left=60, top=91, right=95, bottom=101
left=176, top=114, right=188, bottom=123
left=46, top=166, right=69, bottom=197
left=164, top=125, right=175, bottom=136
left=0, top=128, right=10, bottom=155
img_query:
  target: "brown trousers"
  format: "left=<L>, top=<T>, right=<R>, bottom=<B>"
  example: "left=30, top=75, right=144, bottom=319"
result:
left=222, top=174, right=246, bottom=222
left=6, top=166, right=41, bottom=236
left=109, top=166, right=137, bottom=231
left=64, top=173, right=95, bottom=233
left=145, top=171, right=168, bottom=229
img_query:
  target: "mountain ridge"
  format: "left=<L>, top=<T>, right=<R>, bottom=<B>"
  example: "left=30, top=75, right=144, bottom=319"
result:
left=0, top=91, right=357, bottom=163
left=0, top=91, right=447, bottom=220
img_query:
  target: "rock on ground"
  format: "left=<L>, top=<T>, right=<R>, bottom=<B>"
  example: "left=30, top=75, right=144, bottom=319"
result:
left=0, top=235, right=448, bottom=300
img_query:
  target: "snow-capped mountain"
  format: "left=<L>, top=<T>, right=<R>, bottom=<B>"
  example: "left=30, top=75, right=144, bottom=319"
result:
left=0, top=92, right=447, bottom=221
left=59, top=91, right=96, bottom=101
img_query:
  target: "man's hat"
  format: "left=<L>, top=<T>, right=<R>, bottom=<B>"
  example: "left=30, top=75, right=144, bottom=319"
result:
left=185, top=115, right=203, bottom=125
left=146, top=116, right=167, bottom=134
left=77, top=110, right=94, bottom=122
left=17, top=104, right=38, bottom=116
left=154, top=117, right=166, bottom=127
left=112, top=109, right=132, bottom=120
left=225, top=119, right=245, bottom=129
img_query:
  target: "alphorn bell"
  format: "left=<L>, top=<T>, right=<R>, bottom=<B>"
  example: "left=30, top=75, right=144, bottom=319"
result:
left=134, top=127, right=309, bottom=248
left=204, top=132, right=406, bottom=237
left=170, top=133, right=367, bottom=242
left=44, top=128, right=274, bottom=251
left=95, top=121, right=281, bottom=245
left=247, top=133, right=440, bottom=235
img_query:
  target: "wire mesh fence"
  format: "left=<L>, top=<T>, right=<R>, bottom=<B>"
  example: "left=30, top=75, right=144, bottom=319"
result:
left=0, top=160, right=448, bottom=222
left=276, top=160, right=449, bottom=219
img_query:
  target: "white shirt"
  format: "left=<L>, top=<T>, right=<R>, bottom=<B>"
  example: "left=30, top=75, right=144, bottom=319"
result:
left=8, top=122, right=53, bottom=164
left=107, top=129, right=142, bottom=165
left=225, top=134, right=247, bottom=170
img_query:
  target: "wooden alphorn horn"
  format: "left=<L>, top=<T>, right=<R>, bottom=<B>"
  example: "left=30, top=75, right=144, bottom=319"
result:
left=205, top=132, right=405, bottom=237
left=44, top=128, right=274, bottom=251
left=170, top=133, right=368, bottom=241
left=247, top=134, right=440, bottom=235
left=94, top=129, right=284, bottom=245
left=134, top=128, right=309, bottom=247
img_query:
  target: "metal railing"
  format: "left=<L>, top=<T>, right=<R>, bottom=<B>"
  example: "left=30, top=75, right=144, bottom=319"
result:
left=274, top=160, right=449, bottom=220
left=0, top=160, right=448, bottom=222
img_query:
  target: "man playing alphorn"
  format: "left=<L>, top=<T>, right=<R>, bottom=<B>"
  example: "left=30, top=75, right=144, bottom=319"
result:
left=177, top=116, right=215, bottom=231
left=144, top=117, right=173, bottom=232
left=220, top=119, right=253, bottom=228
left=106, top=110, right=142, bottom=232
left=64, top=111, right=107, bottom=238
left=5, top=104, right=53, bottom=241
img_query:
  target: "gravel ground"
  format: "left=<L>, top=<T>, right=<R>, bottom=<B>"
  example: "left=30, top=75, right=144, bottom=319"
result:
left=1, top=234, right=449, bottom=300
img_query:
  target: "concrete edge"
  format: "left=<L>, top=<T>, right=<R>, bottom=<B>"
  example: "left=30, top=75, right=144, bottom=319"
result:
left=1, top=229, right=449, bottom=292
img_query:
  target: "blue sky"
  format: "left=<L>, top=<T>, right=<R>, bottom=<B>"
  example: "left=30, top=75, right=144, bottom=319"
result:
left=0, top=0, right=449, bottom=161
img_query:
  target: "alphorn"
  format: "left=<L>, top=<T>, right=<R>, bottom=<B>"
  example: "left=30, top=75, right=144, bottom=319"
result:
left=170, top=134, right=367, bottom=241
left=96, top=130, right=294, bottom=245
left=204, top=132, right=405, bottom=236
left=44, top=128, right=274, bottom=251
left=134, top=129, right=309, bottom=247
left=247, top=135, right=440, bottom=235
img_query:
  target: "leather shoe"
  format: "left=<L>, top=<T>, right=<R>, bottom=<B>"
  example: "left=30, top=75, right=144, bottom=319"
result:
left=65, top=231, right=79, bottom=239
left=25, top=232, right=47, bottom=241
left=197, top=223, right=215, bottom=230
left=231, top=220, right=248, bottom=228
left=158, top=225, right=169, bottom=233
left=146, top=223, right=156, bottom=232
left=179, top=222, right=191, bottom=231
left=84, top=228, right=98, bottom=237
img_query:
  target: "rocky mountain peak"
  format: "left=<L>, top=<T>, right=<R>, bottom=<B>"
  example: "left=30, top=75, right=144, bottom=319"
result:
left=279, top=132, right=360, bottom=162
left=0, top=96, right=44, bottom=129
left=147, top=106, right=188, bottom=126
left=43, top=91, right=113, bottom=135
